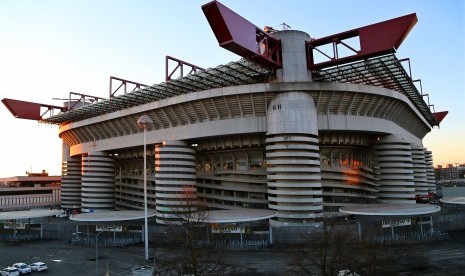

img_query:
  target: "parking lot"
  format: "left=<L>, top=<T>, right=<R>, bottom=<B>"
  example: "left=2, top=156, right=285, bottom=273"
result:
left=1, top=231, right=465, bottom=275
left=0, top=240, right=154, bottom=276
left=0, top=239, right=293, bottom=276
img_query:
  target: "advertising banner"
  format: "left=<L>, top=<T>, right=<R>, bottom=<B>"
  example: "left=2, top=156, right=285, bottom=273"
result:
left=382, top=218, right=411, bottom=228
left=211, top=224, right=244, bottom=233
left=96, top=225, right=123, bottom=232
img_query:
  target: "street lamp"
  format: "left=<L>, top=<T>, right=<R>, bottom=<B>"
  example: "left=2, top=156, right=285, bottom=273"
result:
left=137, top=114, right=153, bottom=261
left=73, top=231, right=107, bottom=276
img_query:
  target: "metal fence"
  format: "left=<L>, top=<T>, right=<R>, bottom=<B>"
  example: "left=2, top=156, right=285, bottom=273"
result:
left=1, top=205, right=465, bottom=246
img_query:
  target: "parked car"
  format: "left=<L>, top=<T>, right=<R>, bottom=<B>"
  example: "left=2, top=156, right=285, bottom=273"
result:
left=11, top=264, right=30, bottom=274
left=338, top=269, right=360, bottom=276
left=55, top=210, right=69, bottom=218
left=0, top=267, right=19, bottom=276
left=28, top=262, right=47, bottom=272
left=55, top=213, right=69, bottom=218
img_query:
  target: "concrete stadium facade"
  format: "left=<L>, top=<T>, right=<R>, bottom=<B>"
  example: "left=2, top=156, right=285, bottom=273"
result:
left=51, top=28, right=439, bottom=226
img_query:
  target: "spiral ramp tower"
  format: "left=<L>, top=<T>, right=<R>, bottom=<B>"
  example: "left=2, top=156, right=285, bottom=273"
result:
left=61, top=143, right=82, bottom=210
left=411, top=144, right=429, bottom=197
left=374, top=136, right=416, bottom=204
left=266, top=92, right=323, bottom=226
left=81, top=152, right=115, bottom=212
left=424, top=149, right=436, bottom=194
left=155, top=141, right=197, bottom=224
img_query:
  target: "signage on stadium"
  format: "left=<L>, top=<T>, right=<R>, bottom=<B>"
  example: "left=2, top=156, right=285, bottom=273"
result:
left=211, top=225, right=244, bottom=234
left=3, top=220, right=26, bottom=229
left=96, top=225, right=123, bottom=232
left=381, top=218, right=411, bottom=228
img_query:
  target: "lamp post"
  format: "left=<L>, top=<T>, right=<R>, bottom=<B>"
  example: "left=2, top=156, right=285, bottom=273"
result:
left=74, top=231, right=106, bottom=276
left=94, top=231, right=107, bottom=276
left=137, top=115, right=153, bottom=261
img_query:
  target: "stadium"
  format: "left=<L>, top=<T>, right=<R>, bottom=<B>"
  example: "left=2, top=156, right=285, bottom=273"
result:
left=2, top=1, right=447, bottom=227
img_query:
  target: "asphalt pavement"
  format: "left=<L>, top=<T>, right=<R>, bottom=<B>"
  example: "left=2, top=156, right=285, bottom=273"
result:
left=1, top=231, right=465, bottom=275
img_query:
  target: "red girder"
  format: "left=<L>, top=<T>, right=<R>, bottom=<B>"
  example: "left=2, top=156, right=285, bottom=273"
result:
left=202, top=0, right=282, bottom=69
left=166, top=56, right=204, bottom=81
left=433, top=111, right=448, bottom=125
left=307, top=13, right=418, bottom=70
left=67, top=92, right=106, bottom=111
left=109, top=76, right=148, bottom=98
left=2, top=98, right=65, bottom=121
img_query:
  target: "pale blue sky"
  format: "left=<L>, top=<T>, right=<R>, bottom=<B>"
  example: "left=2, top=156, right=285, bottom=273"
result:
left=1, top=0, right=464, bottom=177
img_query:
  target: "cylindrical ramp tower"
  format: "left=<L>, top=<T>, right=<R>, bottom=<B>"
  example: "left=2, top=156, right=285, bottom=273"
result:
left=155, top=140, right=197, bottom=224
left=266, top=92, right=322, bottom=226
left=61, top=142, right=82, bottom=210
left=411, top=144, right=428, bottom=197
left=424, top=149, right=436, bottom=194
left=81, top=151, right=115, bottom=212
left=374, top=135, right=415, bottom=204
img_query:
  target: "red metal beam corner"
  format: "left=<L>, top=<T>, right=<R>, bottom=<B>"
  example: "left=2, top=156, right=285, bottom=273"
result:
left=2, top=98, right=65, bottom=121
left=202, top=0, right=282, bottom=69
left=307, top=13, right=418, bottom=70
left=433, top=111, right=448, bottom=125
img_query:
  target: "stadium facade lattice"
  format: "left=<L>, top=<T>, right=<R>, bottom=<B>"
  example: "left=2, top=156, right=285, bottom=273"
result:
left=2, top=1, right=447, bottom=226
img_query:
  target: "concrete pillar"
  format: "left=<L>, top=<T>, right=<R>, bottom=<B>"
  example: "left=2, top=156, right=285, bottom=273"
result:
left=271, top=30, right=312, bottom=82
left=269, top=222, right=273, bottom=245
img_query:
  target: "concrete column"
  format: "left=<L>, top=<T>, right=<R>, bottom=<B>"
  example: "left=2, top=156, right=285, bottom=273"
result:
left=269, top=222, right=273, bottom=245
left=271, top=30, right=312, bottom=82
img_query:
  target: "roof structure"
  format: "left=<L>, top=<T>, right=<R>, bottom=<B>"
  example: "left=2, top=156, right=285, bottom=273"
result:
left=191, top=209, right=277, bottom=223
left=43, top=54, right=436, bottom=127
left=68, top=209, right=275, bottom=223
left=2, top=1, right=445, bottom=130
left=43, top=59, right=272, bottom=124
left=313, top=54, right=437, bottom=126
left=0, top=209, right=62, bottom=220
left=339, top=203, right=441, bottom=216
left=69, top=210, right=157, bottom=222
left=0, top=176, right=60, bottom=183
left=440, top=197, right=465, bottom=205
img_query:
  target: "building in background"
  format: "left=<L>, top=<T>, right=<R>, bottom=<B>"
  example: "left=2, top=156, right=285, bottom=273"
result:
left=435, top=164, right=465, bottom=198
left=435, top=164, right=465, bottom=181
left=0, top=170, right=61, bottom=211
left=2, top=1, right=448, bottom=226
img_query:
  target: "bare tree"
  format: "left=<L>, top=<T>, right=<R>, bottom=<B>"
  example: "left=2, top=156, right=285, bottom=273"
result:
left=156, top=188, right=240, bottom=275
left=355, top=224, right=396, bottom=275
left=290, top=218, right=411, bottom=276
left=290, top=218, right=361, bottom=276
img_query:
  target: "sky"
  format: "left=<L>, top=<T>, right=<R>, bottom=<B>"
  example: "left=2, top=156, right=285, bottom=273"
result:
left=0, top=0, right=464, bottom=177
